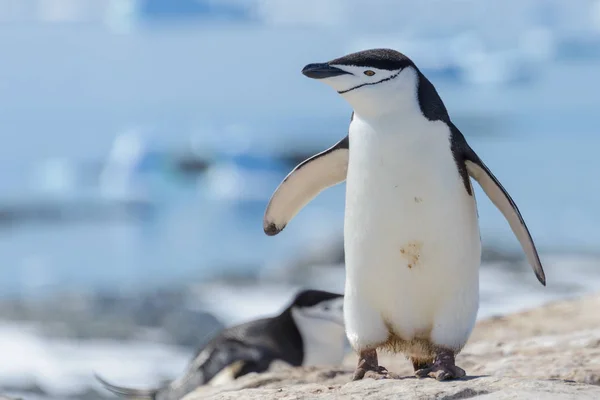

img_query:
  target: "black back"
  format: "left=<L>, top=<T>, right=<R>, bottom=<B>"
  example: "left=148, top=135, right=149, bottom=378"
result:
left=156, top=290, right=343, bottom=398
left=413, top=68, right=473, bottom=196
left=97, top=290, right=343, bottom=400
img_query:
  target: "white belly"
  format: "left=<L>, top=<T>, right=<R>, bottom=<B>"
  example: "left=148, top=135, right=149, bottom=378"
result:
left=343, top=115, right=481, bottom=350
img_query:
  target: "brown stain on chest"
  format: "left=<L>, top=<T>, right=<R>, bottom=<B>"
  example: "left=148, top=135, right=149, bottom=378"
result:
left=400, top=240, right=423, bottom=269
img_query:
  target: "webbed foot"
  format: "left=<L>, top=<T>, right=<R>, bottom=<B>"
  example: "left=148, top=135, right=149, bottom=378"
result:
left=415, top=349, right=465, bottom=381
left=352, top=349, right=401, bottom=381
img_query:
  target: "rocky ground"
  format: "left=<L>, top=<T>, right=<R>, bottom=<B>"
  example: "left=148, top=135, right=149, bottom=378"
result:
left=185, top=293, right=600, bottom=399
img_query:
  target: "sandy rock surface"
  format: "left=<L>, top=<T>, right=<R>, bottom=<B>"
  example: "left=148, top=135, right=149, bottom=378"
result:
left=185, top=294, right=600, bottom=399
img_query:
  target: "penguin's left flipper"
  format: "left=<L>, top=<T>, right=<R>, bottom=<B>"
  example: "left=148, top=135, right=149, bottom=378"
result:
left=263, top=136, right=349, bottom=236
left=95, top=373, right=159, bottom=399
left=95, top=344, right=274, bottom=399
left=199, top=342, right=275, bottom=385
left=464, top=152, right=546, bottom=286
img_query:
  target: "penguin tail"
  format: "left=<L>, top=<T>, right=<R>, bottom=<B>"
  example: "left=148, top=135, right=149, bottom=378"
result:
left=95, top=373, right=159, bottom=399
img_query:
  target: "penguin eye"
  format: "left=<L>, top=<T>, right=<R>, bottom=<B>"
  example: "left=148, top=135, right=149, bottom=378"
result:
left=364, top=70, right=375, bottom=76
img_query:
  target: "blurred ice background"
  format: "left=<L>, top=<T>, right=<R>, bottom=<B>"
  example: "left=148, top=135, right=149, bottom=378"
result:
left=0, top=0, right=599, bottom=398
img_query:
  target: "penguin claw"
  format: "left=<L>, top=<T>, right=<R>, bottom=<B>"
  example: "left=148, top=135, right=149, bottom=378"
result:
left=352, top=349, right=402, bottom=381
left=415, top=364, right=466, bottom=381
left=368, top=370, right=403, bottom=380
left=354, top=366, right=401, bottom=381
left=352, top=360, right=397, bottom=381
left=414, top=348, right=466, bottom=381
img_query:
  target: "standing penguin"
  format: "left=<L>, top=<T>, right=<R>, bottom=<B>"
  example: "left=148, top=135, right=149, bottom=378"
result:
left=96, top=289, right=345, bottom=399
left=263, top=49, right=545, bottom=381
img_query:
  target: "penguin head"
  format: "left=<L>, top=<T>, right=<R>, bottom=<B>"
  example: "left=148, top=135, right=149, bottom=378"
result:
left=288, top=289, right=344, bottom=326
left=302, top=48, right=419, bottom=117
left=288, top=289, right=346, bottom=365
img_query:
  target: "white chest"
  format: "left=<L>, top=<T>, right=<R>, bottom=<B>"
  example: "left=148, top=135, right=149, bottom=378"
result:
left=346, top=115, right=463, bottom=208
left=343, top=114, right=481, bottom=308
left=291, top=309, right=346, bottom=366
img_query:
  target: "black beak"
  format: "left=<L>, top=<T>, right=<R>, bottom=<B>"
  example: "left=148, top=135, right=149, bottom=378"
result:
left=301, top=63, right=351, bottom=79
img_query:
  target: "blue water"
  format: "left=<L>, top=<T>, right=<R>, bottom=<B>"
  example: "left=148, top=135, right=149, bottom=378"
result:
left=0, top=18, right=599, bottom=299
left=2, top=107, right=598, bottom=298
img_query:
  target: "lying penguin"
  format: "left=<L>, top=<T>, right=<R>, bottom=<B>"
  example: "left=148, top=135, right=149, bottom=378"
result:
left=96, top=289, right=345, bottom=399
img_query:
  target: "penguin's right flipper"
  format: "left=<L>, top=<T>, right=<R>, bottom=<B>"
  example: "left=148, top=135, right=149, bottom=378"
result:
left=462, top=149, right=546, bottom=286
left=195, top=341, right=273, bottom=385
left=263, top=136, right=349, bottom=236
left=166, top=341, right=274, bottom=396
